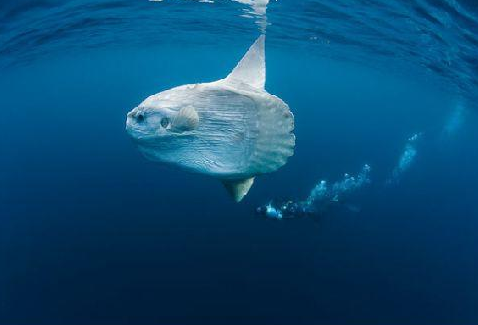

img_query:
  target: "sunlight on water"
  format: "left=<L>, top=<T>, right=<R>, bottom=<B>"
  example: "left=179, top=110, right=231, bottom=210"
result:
left=0, top=0, right=477, bottom=106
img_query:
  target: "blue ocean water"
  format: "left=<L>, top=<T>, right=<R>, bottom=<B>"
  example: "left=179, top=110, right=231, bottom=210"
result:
left=1, top=0, right=478, bottom=324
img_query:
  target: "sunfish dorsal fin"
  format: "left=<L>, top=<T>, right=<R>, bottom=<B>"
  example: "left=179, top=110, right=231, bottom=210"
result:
left=225, top=35, right=265, bottom=90
left=222, top=177, right=255, bottom=202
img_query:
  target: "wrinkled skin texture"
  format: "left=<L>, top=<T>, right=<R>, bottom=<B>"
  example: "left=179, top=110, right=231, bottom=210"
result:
left=126, top=80, right=293, bottom=180
left=126, top=35, right=294, bottom=203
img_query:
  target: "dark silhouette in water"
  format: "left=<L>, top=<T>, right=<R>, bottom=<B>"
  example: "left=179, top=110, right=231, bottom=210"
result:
left=256, top=164, right=371, bottom=220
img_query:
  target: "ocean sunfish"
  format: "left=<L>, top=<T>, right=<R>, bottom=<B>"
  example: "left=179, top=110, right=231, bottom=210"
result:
left=126, top=35, right=295, bottom=202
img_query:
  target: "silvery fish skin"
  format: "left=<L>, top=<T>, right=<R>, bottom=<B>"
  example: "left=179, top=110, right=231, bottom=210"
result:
left=126, top=36, right=295, bottom=201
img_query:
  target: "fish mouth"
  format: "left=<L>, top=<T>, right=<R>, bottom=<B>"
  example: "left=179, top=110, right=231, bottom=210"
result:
left=125, top=115, right=154, bottom=143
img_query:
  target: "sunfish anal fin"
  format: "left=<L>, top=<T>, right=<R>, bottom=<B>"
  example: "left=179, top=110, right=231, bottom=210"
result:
left=222, top=177, right=255, bottom=202
left=225, top=35, right=265, bottom=90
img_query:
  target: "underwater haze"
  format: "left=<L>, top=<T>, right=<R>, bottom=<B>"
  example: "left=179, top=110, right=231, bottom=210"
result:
left=1, top=0, right=478, bottom=324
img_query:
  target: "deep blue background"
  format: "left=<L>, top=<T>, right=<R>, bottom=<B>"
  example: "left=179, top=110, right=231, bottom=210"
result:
left=1, top=1, right=478, bottom=324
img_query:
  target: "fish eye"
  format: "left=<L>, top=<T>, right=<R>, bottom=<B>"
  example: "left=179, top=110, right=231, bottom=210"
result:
left=160, top=117, right=170, bottom=128
left=137, top=113, right=145, bottom=122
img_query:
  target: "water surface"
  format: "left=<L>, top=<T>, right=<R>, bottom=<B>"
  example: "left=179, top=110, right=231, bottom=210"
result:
left=1, top=1, right=477, bottom=324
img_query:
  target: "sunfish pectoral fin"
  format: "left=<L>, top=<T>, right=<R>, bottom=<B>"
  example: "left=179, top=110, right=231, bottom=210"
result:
left=171, top=105, right=199, bottom=132
left=225, top=35, right=265, bottom=90
left=221, top=177, right=255, bottom=202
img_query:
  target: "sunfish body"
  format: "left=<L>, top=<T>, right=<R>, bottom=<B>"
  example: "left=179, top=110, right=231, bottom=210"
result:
left=126, top=36, right=295, bottom=202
